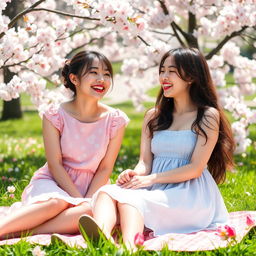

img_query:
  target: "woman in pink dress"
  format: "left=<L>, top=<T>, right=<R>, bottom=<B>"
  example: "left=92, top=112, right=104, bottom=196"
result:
left=0, top=51, right=129, bottom=238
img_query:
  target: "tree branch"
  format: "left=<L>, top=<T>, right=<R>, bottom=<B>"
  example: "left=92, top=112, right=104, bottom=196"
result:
left=22, top=67, right=55, bottom=85
left=157, top=0, right=187, bottom=47
left=0, top=0, right=46, bottom=39
left=3, top=53, right=14, bottom=66
left=172, top=20, right=198, bottom=48
left=188, top=12, right=199, bottom=48
left=131, top=6, right=146, bottom=14
left=242, top=33, right=256, bottom=41
left=137, top=35, right=150, bottom=46
left=156, top=36, right=174, bottom=43
left=0, top=0, right=100, bottom=40
left=0, top=45, right=43, bottom=69
left=56, top=28, right=88, bottom=42
left=172, top=22, right=188, bottom=40
left=149, top=29, right=174, bottom=36
left=141, top=63, right=158, bottom=71
left=171, top=22, right=186, bottom=47
left=239, top=34, right=254, bottom=46
left=205, top=26, right=248, bottom=60
left=32, top=8, right=100, bottom=20
left=67, top=36, right=108, bottom=57
left=157, top=0, right=169, bottom=15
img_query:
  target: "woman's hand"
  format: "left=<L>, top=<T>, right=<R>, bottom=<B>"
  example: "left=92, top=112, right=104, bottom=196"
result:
left=116, top=169, right=137, bottom=185
left=120, top=174, right=155, bottom=189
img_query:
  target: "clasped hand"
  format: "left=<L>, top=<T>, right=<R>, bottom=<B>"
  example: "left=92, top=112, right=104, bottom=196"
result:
left=116, top=169, right=154, bottom=189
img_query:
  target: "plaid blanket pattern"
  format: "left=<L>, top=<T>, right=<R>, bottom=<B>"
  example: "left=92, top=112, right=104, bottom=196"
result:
left=0, top=209, right=255, bottom=251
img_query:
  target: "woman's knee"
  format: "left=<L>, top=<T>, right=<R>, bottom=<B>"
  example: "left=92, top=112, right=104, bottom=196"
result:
left=97, top=191, right=113, bottom=201
left=77, top=202, right=92, bottom=215
left=117, top=202, right=137, bottom=213
left=45, top=198, right=69, bottom=212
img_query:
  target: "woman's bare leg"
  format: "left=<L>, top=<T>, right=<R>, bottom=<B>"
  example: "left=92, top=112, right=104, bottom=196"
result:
left=33, top=202, right=92, bottom=234
left=93, top=192, right=118, bottom=239
left=117, top=202, right=144, bottom=251
left=0, top=198, right=69, bottom=238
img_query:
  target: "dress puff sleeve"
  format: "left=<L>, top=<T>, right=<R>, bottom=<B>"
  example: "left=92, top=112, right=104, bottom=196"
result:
left=43, top=107, right=64, bottom=133
left=110, top=109, right=130, bottom=139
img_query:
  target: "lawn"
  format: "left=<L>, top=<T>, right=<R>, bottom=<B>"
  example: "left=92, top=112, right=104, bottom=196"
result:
left=0, top=99, right=255, bottom=255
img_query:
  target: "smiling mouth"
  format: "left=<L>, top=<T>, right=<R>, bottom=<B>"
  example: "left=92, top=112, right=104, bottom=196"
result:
left=91, top=85, right=105, bottom=93
left=162, top=84, right=173, bottom=91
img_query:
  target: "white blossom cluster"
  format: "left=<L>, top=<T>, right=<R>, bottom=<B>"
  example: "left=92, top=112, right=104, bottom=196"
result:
left=0, top=0, right=255, bottom=153
left=207, top=40, right=256, bottom=151
left=146, top=1, right=173, bottom=29
left=0, top=0, right=11, bottom=34
left=69, top=0, right=148, bottom=40
left=198, top=1, right=256, bottom=38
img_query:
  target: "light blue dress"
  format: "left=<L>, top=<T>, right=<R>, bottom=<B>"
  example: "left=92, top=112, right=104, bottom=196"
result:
left=93, top=130, right=228, bottom=235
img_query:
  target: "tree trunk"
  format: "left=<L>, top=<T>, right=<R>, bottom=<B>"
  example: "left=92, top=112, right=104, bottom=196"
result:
left=1, top=68, right=22, bottom=120
left=1, top=0, right=24, bottom=120
left=187, top=12, right=199, bottom=49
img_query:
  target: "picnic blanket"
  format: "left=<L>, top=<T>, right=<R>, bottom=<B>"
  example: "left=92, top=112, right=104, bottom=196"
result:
left=0, top=208, right=255, bottom=251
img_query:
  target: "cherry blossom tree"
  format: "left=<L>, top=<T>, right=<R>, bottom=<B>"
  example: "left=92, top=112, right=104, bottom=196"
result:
left=0, top=0, right=255, bottom=154
left=1, top=0, right=26, bottom=119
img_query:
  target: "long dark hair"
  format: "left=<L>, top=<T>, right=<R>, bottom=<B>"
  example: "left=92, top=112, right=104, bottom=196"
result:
left=147, top=48, right=235, bottom=184
left=61, top=51, right=113, bottom=95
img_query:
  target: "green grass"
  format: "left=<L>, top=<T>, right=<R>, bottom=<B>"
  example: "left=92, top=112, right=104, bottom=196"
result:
left=112, top=61, right=122, bottom=75
left=0, top=101, right=255, bottom=255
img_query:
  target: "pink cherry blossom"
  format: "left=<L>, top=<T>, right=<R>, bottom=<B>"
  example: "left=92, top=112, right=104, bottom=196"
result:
left=9, top=193, right=15, bottom=198
left=216, top=225, right=236, bottom=240
left=225, top=225, right=236, bottom=238
left=1, top=176, right=7, bottom=181
left=134, top=232, right=145, bottom=246
left=246, top=215, right=255, bottom=227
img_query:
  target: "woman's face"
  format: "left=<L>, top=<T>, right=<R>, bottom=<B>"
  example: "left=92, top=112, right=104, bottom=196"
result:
left=159, top=56, right=190, bottom=99
left=75, top=58, right=112, bottom=99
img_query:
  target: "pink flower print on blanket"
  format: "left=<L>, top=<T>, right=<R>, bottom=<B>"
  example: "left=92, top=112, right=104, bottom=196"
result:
left=216, top=224, right=237, bottom=246
left=246, top=214, right=255, bottom=227
left=134, top=232, right=145, bottom=246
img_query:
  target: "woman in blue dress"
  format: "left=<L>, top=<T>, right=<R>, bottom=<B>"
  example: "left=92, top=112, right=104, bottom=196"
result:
left=79, top=48, right=235, bottom=250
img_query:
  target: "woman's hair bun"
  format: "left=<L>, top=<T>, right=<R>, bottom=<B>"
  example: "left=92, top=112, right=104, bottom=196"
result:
left=61, top=60, right=72, bottom=89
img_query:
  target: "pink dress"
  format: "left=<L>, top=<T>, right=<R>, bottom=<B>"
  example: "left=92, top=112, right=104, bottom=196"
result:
left=19, top=106, right=129, bottom=206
